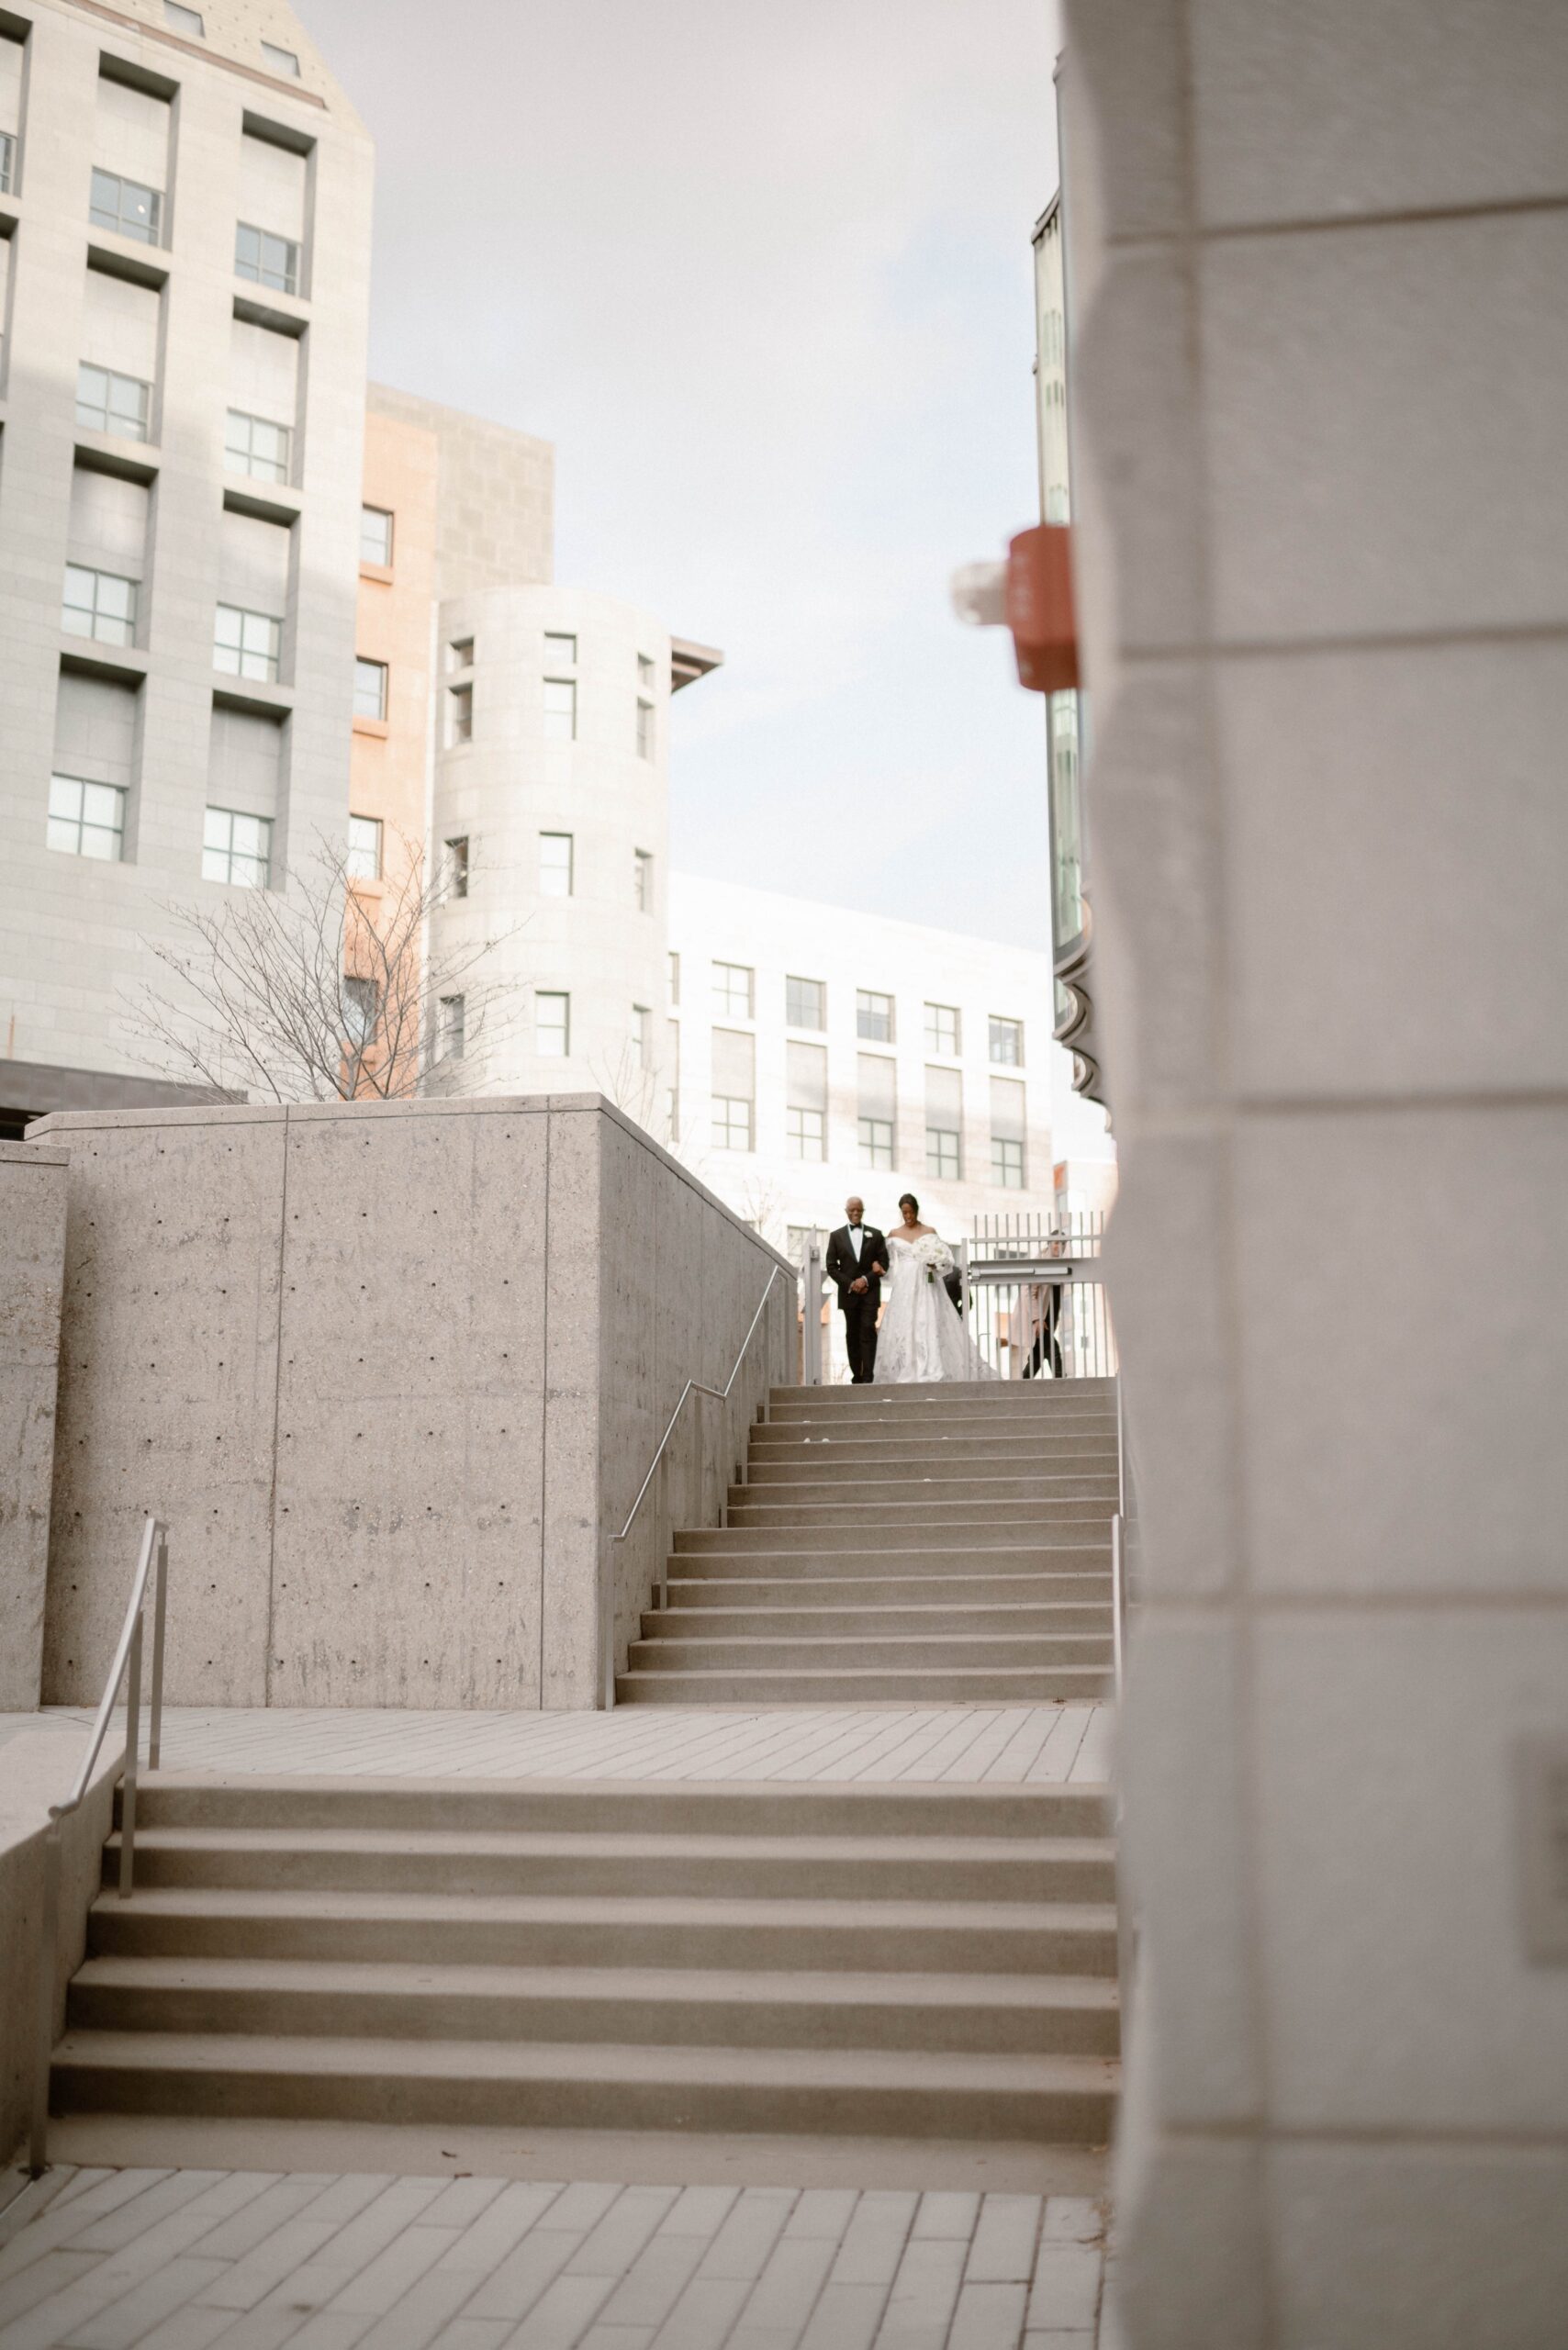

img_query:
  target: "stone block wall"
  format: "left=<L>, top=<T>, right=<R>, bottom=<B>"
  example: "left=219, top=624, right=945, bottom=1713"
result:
left=28, top=1095, right=790, bottom=1710
left=0, top=1142, right=69, bottom=1709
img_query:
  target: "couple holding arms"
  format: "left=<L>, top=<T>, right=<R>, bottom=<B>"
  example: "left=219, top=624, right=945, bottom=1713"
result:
left=823, top=1192, right=995, bottom=1387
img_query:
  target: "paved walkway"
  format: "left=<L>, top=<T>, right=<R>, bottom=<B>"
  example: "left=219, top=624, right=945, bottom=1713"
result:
left=0, top=1707, right=1113, bottom=1786
left=0, top=2166, right=1115, bottom=2350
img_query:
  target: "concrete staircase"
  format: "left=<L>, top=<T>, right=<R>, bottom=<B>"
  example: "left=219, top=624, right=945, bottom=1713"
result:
left=617, top=1377, right=1119, bottom=1706
left=52, top=1775, right=1119, bottom=2145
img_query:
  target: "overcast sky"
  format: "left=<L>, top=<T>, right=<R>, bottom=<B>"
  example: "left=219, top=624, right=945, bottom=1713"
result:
left=305, top=0, right=1064, bottom=957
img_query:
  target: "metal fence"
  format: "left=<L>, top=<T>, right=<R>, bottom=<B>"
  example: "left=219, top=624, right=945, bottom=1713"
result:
left=963, top=1208, right=1116, bottom=1380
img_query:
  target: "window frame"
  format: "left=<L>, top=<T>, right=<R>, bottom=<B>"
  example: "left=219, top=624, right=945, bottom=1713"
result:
left=857, top=988, right=895, bottom=1044
left=542, top=676, right=577, bottom=742
left=991, top=1136, right=1025, bottom=1189
left=857, top=1115, right=895, bottom=1169
left=48, top=773, right=127, bottom=862
left=537, top=831, right=574, bottom=898
left=711, top=1095, right=755, bottom=1152
left=785, top=1105, right=826, bottom=1162
left=442, top=835, right=469, bottom=901
left=711, top=960, right=755, bottom=1020
left=260, top=39, right=301, bottom=75
left=535, top=990, right=571, bottom=1058
left=235, top=219, right=300, bottom=297
left=989, top=1015, right=1025, bottom=1067
left=448, top=682, right=473, bottom=745
left=89, top=167, right=162, bottom=246
left=224, top=407, right=291, bottom=485
left=352, top=657, right=388, bottom=722
left=924, top=1001, right=960, bottom=1056
left=786, top=974, right=826, bottom=1031
left=633, top=848, right=653, bottom=912
left=163, top=2, right=205, bottom=34
left=359, top=505, right=394, bottom=566
left=62, top=563, right=138, bottom=648
left=77, top=363, right=151, bottom=443
left=345, top=813, right=383, bottom=882
left=202, top=803, right=272, bottom=890
left=213, top=602, right=283, bottom=684
left=926, top=1125, right=962, bottom=1181
left=438, top=992, right=466, bottom=1060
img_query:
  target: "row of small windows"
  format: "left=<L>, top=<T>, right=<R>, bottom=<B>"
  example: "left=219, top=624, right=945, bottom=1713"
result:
left=160, top=5, right=300, bottom=76
left=88, top=166, right=302, bottom=294
left=47, top=783, right=386, bottom=896
left=709, top=1099, right=1026, bottom=1189
left=673, top=957, right=1025, bottom=1066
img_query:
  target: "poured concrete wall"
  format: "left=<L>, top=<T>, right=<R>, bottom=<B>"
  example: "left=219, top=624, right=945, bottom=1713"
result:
left=0, top=1143, right=69, bottom=1710
left=1060, top=0, right=1568, bottom=2341
left=28, top=1096, right=790, bottom=1711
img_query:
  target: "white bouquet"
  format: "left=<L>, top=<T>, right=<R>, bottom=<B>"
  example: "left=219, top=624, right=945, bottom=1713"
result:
left=912, top=1233, right=955, bottom=1286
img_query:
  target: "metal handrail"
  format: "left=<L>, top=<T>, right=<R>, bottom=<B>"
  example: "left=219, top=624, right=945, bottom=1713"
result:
left=611, top=1265, right=787, bottom=1626
left=28, top=1515, right=168, bottom=2175
left=1110, top=1373, right=1126, bottom=1701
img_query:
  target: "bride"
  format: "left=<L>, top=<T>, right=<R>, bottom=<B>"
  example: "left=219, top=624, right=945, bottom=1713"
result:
left=874, top=1193, right=999, bottom=1384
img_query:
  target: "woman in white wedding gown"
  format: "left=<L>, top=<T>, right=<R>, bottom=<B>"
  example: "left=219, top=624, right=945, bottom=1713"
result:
left=874, top=1193, right=999, bottom=1384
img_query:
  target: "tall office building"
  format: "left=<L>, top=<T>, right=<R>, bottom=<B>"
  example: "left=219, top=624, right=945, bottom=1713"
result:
left=0, top=0, right=373, bottom=1133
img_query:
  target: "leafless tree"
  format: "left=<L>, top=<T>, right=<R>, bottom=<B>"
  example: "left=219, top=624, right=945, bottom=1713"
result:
left=130, top=831, right=524, bottom=1103
left=588, top=1035, right=666, bottom=1138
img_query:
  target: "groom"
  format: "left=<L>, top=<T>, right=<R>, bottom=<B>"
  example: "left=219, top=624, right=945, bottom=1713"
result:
left=825, top=1195, right=888, bottom=1384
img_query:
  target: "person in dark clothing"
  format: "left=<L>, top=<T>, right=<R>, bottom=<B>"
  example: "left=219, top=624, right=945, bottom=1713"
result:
left=824, top=1195, right=888, bottom=1382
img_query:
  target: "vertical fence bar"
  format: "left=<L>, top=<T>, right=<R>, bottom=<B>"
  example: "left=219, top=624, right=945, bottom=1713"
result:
left=148, top=1533, right=168, bottom=1773
left=118, top=1615, right=142, bottom=1899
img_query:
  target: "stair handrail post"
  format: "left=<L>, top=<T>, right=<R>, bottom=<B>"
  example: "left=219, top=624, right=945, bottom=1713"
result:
left=803, top=1241, right=823, bottom=1385
left=28, top=1511, right=167, bottom=2176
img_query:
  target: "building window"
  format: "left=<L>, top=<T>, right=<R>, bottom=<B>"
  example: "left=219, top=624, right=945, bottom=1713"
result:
left=636, top=699, right=654, bottom=758
left=924, top=1002, right=960, bottom=1056
left=76, top=363, right=151, bottom=442
left=786, top=1107, right=825, bottom=1161
left=164, top=3, right=204, bottom=33
left=667, top=951, right=680, bottom=1008
left=225, top=408, right=291, bottom=485
left=48, top=774, right=125, bottom=862
left=202, top=806, right=272, bottom=889
left=342, top=975, right=376, bottom=1046
left=991, top=1137, right=1025, bottom=1188
left=536, top=991, right=569, bottom=1057
left=633, top=1004, right=651, bottom=1068
left=214, top=603, right=282, bottom=683
left=538, top=832, right=573, bottom=897
left=543, top=677, right=577, bottom=742
left=0, top=131, right=15, bottom=196
left=439, top=993, right=465, bottom=1059
left=787, top=1225, right=826, bottom=1266
left=711, top=960, right=754, bottom=1019
left=666, top=1090, right=679, bottom=1144
left=448, top=684, right=473, bottom=745
left=62, top=565, right=137, bottom=648
left=989, top=1015, right=1024, bottom=1066
left=235, top=222, right=299, bottom=296
left=261, top=40, right=300, bottom=75
left=543, top=631, right=577, bottom=666
left=353, top=659, right=387, bottom=722
left=448, top=636, right=473, bottom=671
left=927, top=1126, right=961, bottom=1181
left=346, top=814, right=382, bottom=880
left=633, top=849, right=653, bottom=912
left=858, top=1117, right=895, bottom=1169
left=442, top=835, right=469, bottom=900
left=712, top=1097, right=754, bottom=1151
left=637, top=653, right=655, bottom=687
left=90, top=168, right=162, bottom=246
left=786, top=975, right=825, bottom=1031
left=360, top=506, right=393, bottom=565
left=857, top=989, right=894, bottom=1043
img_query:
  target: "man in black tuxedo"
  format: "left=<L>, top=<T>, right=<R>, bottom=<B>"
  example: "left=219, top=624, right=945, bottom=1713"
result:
left=825, top=1195, right=888, bottom=1383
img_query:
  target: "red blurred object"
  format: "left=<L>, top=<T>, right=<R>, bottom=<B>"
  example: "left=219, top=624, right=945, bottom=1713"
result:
left=1005, top=524, right=1079, bottom=693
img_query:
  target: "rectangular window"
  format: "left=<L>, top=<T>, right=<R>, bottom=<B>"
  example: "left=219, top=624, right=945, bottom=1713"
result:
left=857, top=989, right=894, bottom=1043
left=202, top=805, right=272, bottom=889
left=858, top=1118, right=894, bottom=1169
left=991, top=1138, right=1025, bottom=1188
left=636, top=699, right=654, bottom=758
left=235, top=221, right=299, bottom=296
left=633, top=1004, right=651, bottom=1068
left=989, top=1015, right=1024, bottom=1067
left=448, top=636, right=474, bottom=671
left=224, top=408, right=291, bottom=484
left=0, top=131, right=14, bottom=196
left=538, top=832, right=573, bottom=896
left=353, top=658, right=387, bottom=722
left=48, top=774, right=126, bottom=862
left=261, top=39, right=300, bottom=76
left=439, top=994, right=466, bottom=1059
left=213, top=603, right=282, bottom=683
left=543, top=677, right=577, bottom=741
left=164, top=3, right=204, bottom=33
left=786, top=975, right=825, bottom=1031
left=360, top=506, right=393, bottom=565
left=924, top=1002, right=960, bottom=1056
left=536, top=991, right=570, bottom=1057
left=927, top=1127, right=961, bottom=1181
left=346, top=814, right=382, bottom=881
left=637, top=653, right=655, bottom=687
left=442, top=835, right=469, bottom=899
left=667, top=950, right=680, bottom=1008
left=857, top=1051, right=896, bottom=1168
left=342, top=974, right=376, bottom=1046
left=633, top=848, right=653, bottom=912
left=76, top=363, right=151, bottom=442
left=712, top=1097, right=754, bottom=1151
left=990, top=1074, right=1026, bottom=1187
left=89, top=168, right=162, bottom=245
left=543, top=631, right=577, bottom=666
left=786, top=1108, right=825, bottom=1159
left=62, top=564, right=137, bottom=647
left=925, top=1063, right=963, bottom=1181
left=448, top=683, right=473, bottom=744
left=711, top=960, right=754, bottom=1019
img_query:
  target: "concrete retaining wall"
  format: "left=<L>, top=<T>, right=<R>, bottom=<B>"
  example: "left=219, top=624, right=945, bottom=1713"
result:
left=27, top=1095, right=790, bottom=1710
left=0, top=1144, right=69, bottom=1711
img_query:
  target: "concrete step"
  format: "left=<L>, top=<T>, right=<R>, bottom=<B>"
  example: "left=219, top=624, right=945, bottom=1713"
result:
left=724, top=1499, right=1115, bottom=1531
left=126, top=1775, right=1113, bottom=1840
left=746, top=1443, right=1119, bottom=1475
left=50, top=2030, right=1119, bottom=2143
left=769, top=1379, right=1118, bottom=1403
left=615, top=1665, right=1112, bottom=1706
left=105, top=1825, right=1115, bottom=1905
left=67, top=1954, right=1122, bottom=2056
left=641, top=1602, right=1114, bottom=1635
left=87, top=1887, right=1120, bottom=1975
left=671, top=1532, right=1112, bottom=1566
left=664, top=1568, right=1113, bottom=1603
left=626, top=1636, right=1114, bottom=1676
left=729, top=1475, right=1120, bottom=1508
left=766, top=1408, right=1118, bottom=1438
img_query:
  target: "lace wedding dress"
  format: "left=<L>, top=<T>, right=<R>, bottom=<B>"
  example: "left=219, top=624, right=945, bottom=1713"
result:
left=874, top=1237, right=1000, bottom=1384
